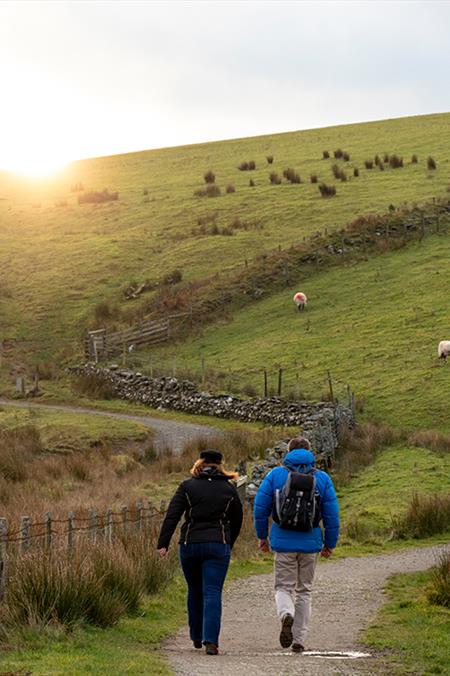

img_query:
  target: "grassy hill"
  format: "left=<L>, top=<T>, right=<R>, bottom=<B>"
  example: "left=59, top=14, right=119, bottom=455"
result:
left=0, top=112, right=449, bottom=368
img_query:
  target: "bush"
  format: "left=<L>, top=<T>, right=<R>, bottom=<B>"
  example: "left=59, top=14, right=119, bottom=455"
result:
left=393, top=493, right=450, bottom=539
left=427, top=156, right=437, bottom=170
left=269, top=172, right=282, bottom=185
left=411, top=154, right=418, bottom=164
left=94, top=301, right=115, bottom=321
left=310, top=174, right=318, bottom=184
left=342, top=152, right=350, bottom=162
left=206, top=185, right=221, bottom=197
left=364, top=160, right=374, bottom=169
left=383, top=153, right=390, bottom=163
left=374, top=154, right=381, bottom=166
left=78, top=190, right=118, bottom=204
left=266, top=155, right=274, bottom=164
left=427, top=550, right=450, bottom=608
left=238, top=161, right=256, bottom=171
left=249, top=178, right=255, bottom=187
left=283, top=168, right=301, bottom=184
left=204, top=170, right=215, bottom=184
left=379, top=162, right=385, bottom=171
left=322, top=150, right=330, bottom=159
left=353, top=167, right=359, bottom=177
left=248, top=160, right=256, bottom=170
left=389, top=154, right=403, bottom=168
left=340, top=171, right=347, bottom=182
left=318, top=183, right=336, bottom=197
left=226, top=184, right=236, bottom=194
left=331, top=164, right=341, bottom=179
left=162, top=269, right=182, bottom=285
left=334, top=148, right=344, bottom=159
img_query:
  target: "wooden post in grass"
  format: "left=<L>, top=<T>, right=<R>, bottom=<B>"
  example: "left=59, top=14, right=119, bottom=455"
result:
left=20, top=516, right=31, bottom=554
left=136, top=501, right=144, bottom=532
left=89, top=508, right=97, bottom=543
left=263, top=369, right=268, bottom=398
left=121, top=505, right=128, bottom=534
left=44, top=512, right=52, bottom=550
left=327, top=370, right=335, bottom=403
left=67, top=512, right=75, bottom=549
left=0, top=518, right=8, bottom=600
left=277, top=368, right=283, bottom=397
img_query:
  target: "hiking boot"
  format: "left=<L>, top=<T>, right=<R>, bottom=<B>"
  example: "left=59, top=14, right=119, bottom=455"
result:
left=204, top=642, right=219, bottom=655
left=292, top=642, right=304, bottom=653
left=279, top=613, right=294, bottom=648
left=193, top=640, right=202, bottom=649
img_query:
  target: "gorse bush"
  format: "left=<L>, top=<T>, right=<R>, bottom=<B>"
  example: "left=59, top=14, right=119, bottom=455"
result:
left=334, top=148, right=344, bottom=159
left=342, top=151, right=350, bottom=162
left=427, top=156, right=437, bottom=170
left=206, top=185, right=221, bottom=197
left=283, top=168, right=300, bottom=184
left=78, top=190, right=118, bottom=204
left=374, top=154, right=381, bottom=166
left=411, top=154, right=418, bottom=164
left=322, top=150, right=330, bottom=159
left=389, top=154, right=404, bottom=168
left=383, top=153, right=390, bottom=163
left=266, top=155, right=274, bottom=164
left=162, top=268, right=182, bottom=285
left=392, top=492, right=450, bottom=539
left=353, top=167, right=359, bottom=177
left=310, top=174, right=318, bottom=183
left=204, top=170, right=215, bottom=184
left=226, top=184, right=236, bottom=194
left=318, top=183, right=336, bottom=197
left=427, top=549, right=450, bottom=608
left=365, top=159, right=374, bottom=169
left=331, top=164, right=341, bottom=179
left=269, top=172, right=281, bottom=185
left=249, top=178, right=255, bottom=187
left=238, top=161, right=256, bottom=171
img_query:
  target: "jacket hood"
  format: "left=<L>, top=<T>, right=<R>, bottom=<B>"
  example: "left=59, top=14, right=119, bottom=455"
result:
left=283, top=449, right=315, bottom=471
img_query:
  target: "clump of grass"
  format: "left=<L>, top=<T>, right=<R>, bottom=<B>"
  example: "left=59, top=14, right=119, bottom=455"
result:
left=162, top=268, right=182, bottom=285
left=322, top=150, right=330, bottom=159
left=204, top=170, right=215, bottom=184
left=94, top=300, right=114, bottom=321
left=340, top=170, right=347, bottom=182
left=392, top=493, right=450, bottom=539
left=379, top=163, right=385, bottom=171
left=427, top=156, right=437, bottom=170
left=226, top=184, right=236, bottom=194
left=269, top=172, right=282, bottom=185
left=310, top=174, right=318, bottom=184
left=249, top=178, right=255, bottom=187
left=266, top=155, right=274, bottom=164
left=389, top=154, right=403, bottom=168
left=331, top=164, right=341, bottom=179
left=364, top=159, right=374, bottom=169
left=427, top=549, right=450, bottom=608
left=143, top=188, right=149, bottom=196
left=78, top=190, right=118, bottom=204
left=283, top=168, right=301, bottom=184
left=408, top=429, right=450, bottom=454
left=206, top=185, right=221, bottom=197
left=342, top=151, right=350, bottom=161
left=72, top=373, right=116, bottom=400
left=0, top=426, right=42, bottom=482
left=411, top=154, right=418, bottom=164
left=374, top=154, right=381, bottom=166
left=383, top=153, right=390, bottom=163
left=318, top=183, right=336, bottom=198
left=353, top=167, right=359, bottom=177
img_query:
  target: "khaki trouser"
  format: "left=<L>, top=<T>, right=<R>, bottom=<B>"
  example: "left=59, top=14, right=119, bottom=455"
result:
left=274, top=551, right=318, bottom=646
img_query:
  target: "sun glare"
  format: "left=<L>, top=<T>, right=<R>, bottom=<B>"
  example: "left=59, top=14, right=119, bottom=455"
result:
left=3, top=153, right=69, bottom=179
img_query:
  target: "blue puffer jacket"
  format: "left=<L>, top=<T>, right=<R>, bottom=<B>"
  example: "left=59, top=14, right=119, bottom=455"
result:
left=253, top=449, right=339, bottom=553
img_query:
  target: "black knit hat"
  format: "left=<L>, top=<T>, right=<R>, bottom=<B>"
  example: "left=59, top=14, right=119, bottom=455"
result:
left=200, top=449, right=223, bottom=464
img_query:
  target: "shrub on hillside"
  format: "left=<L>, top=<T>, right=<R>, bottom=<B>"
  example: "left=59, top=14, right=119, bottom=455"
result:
left=249, top=178, right=255, bottom=187
left=204, top=170, right=215, bottom=184
left=143, top=188, right=148, bottom=196
left=318, top=183, right=336, bottom=197
left=342, top=151, right=350, bottom=161
left=322, top=150, right=330, bottom=159
left=78, top=190, right=118, bottom=204
left=427, top=550, right=450, bottom=608
left=383, top=153, right=390, bottom=163
left=206, top=184, right=221, bottom=197
left=340, top=170, right=347, bottom=182
left=374, top=154, right=381, bottom=166
left=226, top=184, right=236, bottom=194
left=392, top=492, right=450, bottom=539
left=411, top=154, right=418, bottom=164
left=238, top=160, right=256, bottom=171
left=389, top=154, right=403, bottom=168
left=197, top=212, right=217, bottom=226
left=334, top=148, right=344, bottom=159
left=94, top=301, right=114, bottom=321
left=266, top=155, right=274, bottom=164
left=331, top=164, right=341, bottom=179
left=427, top=156, right=437, bottom=170
left=310, top=174, right=318, bottom=183
left=379, top=162, right=385, bottom=171
left=353, top=167, right=359, bottom=177
left=269, top=172, right=282, bottom=185
left=283, top=168, right=301, bottom=184
left=364, top=159, right=374, bottom=169
left=162, top=269, right=183, bottom=285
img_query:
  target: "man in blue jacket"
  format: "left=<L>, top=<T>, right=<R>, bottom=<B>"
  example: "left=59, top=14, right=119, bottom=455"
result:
left=253, top=436, right=339, bottom=653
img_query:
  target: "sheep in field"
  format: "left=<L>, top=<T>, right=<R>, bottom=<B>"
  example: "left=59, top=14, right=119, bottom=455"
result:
left=293, top=291, right=307, bottom=312
left=438, top=341, right=450, bottom=360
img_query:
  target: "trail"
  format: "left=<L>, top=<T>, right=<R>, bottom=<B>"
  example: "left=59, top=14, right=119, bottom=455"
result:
left=165, top=544, right=447, bottom=675
left=0, top=399, right=220, bottom=453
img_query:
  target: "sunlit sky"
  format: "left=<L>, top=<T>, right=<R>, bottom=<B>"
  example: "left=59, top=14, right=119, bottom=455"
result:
left=1, top=0, right=449, bottom=177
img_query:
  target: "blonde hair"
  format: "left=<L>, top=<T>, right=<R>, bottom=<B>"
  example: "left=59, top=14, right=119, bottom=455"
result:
left=190, top=458, right=238, bottom=481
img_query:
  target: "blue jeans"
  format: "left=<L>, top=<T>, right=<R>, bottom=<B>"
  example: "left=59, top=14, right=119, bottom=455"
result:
left=179, top=542, right=231, bottom=646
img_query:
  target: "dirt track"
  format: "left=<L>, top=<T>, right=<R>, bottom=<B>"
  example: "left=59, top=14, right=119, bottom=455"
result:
left=165, top=544, right=446, bottom=675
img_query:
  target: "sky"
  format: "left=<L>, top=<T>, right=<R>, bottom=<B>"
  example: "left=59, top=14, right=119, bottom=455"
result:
left=0, top=0, right=449, bottom=176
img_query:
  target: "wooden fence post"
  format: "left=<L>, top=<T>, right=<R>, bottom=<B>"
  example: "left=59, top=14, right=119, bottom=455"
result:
left=20, top=516, right=31, bottom=554
left=277, top=368, right=283, bottom=397
left=0, top=518, right=8, bottom=600
left=89, top=509, right=97, bottom=543
left=121, top=505, right=128, bottom=534
left=105, top=508, right=113, bottom=544
left=67, top=512, right=75, bottom=549
left=136, top=501, right=143, bottom=532
left=327, top=370, right=335, bottom=403
left=263, top=369, right=268, bottom=398
left=44, top=512, right=52, bottom=550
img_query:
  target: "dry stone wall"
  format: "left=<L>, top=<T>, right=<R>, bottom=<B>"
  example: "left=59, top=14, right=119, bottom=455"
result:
left=70, top=365, right=354, bottom=459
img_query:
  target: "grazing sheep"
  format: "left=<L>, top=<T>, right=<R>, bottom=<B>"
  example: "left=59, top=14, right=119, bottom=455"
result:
left=293, top=291, right=307, bottom=312
left=438, top=341, right=450, bottom=360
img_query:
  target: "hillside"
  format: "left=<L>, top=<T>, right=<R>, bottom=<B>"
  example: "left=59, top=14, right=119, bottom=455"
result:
left=0, top=112, right=449, bottom=369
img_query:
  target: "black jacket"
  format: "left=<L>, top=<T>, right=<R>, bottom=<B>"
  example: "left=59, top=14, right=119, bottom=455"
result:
left=157, top=469, right=243, bottom=549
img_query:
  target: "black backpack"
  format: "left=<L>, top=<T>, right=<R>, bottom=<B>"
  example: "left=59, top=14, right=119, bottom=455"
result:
left=273, top=468, right=321, bottom=532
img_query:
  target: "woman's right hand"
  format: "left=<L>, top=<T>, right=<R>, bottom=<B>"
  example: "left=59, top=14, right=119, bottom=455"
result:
left=158, top=547, right=168, bottom=558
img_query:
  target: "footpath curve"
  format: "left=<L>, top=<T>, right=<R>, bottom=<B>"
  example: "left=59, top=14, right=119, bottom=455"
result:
left=0, top=399, right=220, bottom=453
left=165, top=544, right=446, bottom=675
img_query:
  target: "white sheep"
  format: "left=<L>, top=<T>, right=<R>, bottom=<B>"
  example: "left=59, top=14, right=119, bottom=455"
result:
left=438, top=341, right=450, bottom=360
left=293, top=291, right=307, bottom=312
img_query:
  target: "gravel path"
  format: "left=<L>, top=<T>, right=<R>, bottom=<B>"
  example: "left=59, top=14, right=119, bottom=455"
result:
left=165, top=544, right=447, bottom=675
left=0, top=399, right=220, bottom=453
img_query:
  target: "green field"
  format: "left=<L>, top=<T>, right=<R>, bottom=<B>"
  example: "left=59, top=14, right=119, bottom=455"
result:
left=0, top=112, right=449, bottom=366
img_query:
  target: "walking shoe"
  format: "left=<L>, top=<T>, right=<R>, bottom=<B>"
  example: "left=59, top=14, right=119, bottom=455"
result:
left=193, top=640, right=202, bottom=649
left=292, top=642, right=304, bottom=653
left=279, top=613, right=294, bottom=648
left=204, top=642, right=219, bottom=655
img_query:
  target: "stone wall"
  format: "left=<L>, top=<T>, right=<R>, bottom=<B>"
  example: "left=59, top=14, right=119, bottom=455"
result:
left=70, top=364, right=354, bottom=459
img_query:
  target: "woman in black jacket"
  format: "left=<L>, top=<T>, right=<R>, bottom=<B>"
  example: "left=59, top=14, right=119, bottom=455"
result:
left=157, top=449, right=243, bottom=655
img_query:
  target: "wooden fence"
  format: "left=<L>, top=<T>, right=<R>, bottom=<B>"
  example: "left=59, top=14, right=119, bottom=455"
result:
left=0, top=500, right=166, bottom=599
left=84, top=312, right=190, bottom=361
